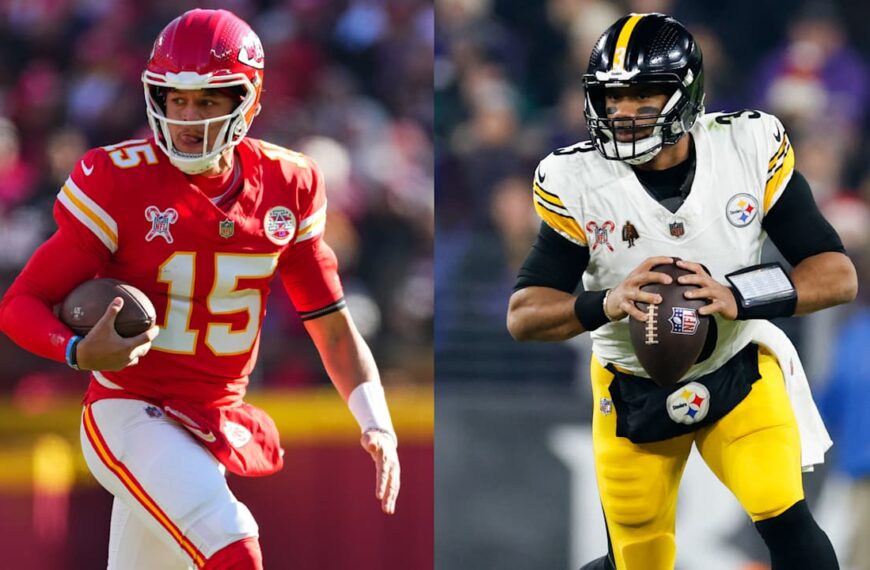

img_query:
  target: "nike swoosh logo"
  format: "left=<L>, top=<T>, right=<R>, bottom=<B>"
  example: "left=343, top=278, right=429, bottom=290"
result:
left=773, top=125, right=782, bottom=143
left=164, top=406, right=217, bottom=443
left=81, top=161, right=94, bottom=176
left=537, top=169, right=546, bottom=184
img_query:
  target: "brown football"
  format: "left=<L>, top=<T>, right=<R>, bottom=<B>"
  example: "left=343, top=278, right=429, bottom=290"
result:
left=628, top=262, right=710, bottom=386
left=59, top=278, right=156, bottom=338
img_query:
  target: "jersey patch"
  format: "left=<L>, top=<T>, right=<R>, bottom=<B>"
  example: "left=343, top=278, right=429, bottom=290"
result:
left=263, top=206, right=297, bottom=245
left=666, top=382, right=710, bottom=425
left=144, top=206, right=179, bottom=243
left=586, top=220, right=615, bottom=252
left=726, top=193, right=759, bottom=227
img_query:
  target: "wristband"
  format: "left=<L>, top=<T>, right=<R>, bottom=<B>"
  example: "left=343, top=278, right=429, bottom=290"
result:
left=66, top=335, right=83, bottom=370
left=348, top=383, right=397, bottom=446
left=725, top=263, right=797, bottom=320
left=573, top=290, right=611, bottom=331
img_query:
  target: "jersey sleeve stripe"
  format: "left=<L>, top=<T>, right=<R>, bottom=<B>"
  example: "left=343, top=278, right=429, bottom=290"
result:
left=533, top=182, right=565, bottom=207
left=298, top=298, right=347, bottom=321
left=57, top=179, right=118, bottom=252
left=763, top=139, right=795, bottom=213
left=294, top=205, right=327, bottom=244
left=767, top=137, right=789, bottom=172
left=534, top=193, right=573, bottom=218
left=533, top=200, right=588, bottom=245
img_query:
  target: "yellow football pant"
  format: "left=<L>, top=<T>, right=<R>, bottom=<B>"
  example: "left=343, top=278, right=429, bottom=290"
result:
left=590, top=350, right=804, bottom=570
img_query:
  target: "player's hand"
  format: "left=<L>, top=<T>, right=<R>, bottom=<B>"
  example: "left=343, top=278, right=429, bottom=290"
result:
left=361, top=430, right=400, bottom=515
left=606, top=256, right=675, bottom=321
left=76, top=298, right=160, bottom=371
left=675, top=259, right=738, bottom=320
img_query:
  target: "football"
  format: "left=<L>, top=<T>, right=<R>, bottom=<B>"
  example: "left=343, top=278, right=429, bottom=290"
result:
left=59, top=278, right=156, bottom=338
left=628, top=262, right=711, bottom=386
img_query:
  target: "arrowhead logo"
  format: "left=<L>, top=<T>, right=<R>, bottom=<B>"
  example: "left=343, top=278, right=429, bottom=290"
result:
left=81, top=161, right=94, bottom=176
left=537, top=169, right=546, bottom=184
left=773, top=125, right=782, bottom=142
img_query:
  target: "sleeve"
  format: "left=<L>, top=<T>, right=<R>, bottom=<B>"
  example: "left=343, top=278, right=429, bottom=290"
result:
left=759, top=114, right=796, bottom=215
left=514, top=222, right=590, bottom=292
left=532, top=157, right=588, bottom=246
left=0, top=228, right=107, bottom=362
left=761, top=169, right=845, bottom=266
left=53, top=148, right=119, bottom=256
left=278, top=157, right=345, bottom=320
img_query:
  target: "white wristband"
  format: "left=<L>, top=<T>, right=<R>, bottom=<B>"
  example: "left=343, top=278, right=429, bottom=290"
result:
left=348, top=382, right=397, bottom=446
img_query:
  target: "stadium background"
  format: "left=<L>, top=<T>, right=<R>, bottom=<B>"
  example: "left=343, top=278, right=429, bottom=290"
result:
left=0, top=1, right=433, bottom=569
left=436, top=0, right=870, bottom=569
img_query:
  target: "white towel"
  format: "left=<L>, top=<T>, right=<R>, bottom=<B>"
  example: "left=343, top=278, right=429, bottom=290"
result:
left=745, top=320, right=832, bottom=471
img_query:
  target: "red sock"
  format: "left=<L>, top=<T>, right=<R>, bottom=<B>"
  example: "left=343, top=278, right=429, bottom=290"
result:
left=203, top=537, right=263, bottom=570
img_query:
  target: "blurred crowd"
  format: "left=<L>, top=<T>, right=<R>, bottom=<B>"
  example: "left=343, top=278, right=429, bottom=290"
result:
left=0, top=0, right=435, bottom=396
left=436, top=0, right=870, bottom=566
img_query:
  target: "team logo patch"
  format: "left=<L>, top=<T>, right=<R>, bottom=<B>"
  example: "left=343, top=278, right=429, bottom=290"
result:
left=263, top=206, right=297, bottom=245
left=224, top=421, right=252, bottom=449
left=144, top=405, right=163, bottom=418
left=599, top=397, right=612, bottom=416
left=585, top=220, right=615, bottom=252
left=622, top=221, right=639, bottom=248
left=726, top=193, right=758, bottom=227
left=238, top=31, right=264, bottom=69
left=145, top=206, right=178, bottom=243
left=219, top=219, right=235, bottom=239
left=669, top=221, right=685, bottom=238
left=666, top=382, right=710, bottom=425
left=668, top=307, right=699, bottom=335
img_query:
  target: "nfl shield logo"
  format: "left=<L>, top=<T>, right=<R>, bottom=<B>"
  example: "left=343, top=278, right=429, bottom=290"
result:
left=219, top=219, right=235, bottom=239
left=669, top=221, right=685, bottom=237
left=668, top=307, right=698, bottom=335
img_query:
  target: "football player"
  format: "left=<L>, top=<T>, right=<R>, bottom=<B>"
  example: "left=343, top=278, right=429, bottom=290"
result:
left=0, top=9, right=399, bottom=570
left=507, top=13, right=856, bottom=570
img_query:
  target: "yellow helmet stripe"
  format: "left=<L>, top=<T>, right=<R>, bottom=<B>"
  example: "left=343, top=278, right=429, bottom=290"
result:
left=612, top=14, right=645, bottom=72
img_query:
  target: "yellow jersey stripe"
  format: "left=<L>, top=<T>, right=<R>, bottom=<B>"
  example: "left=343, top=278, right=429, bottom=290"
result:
left=767, top=137, right=788, bottom=171
left=612, top=14, right=645, bottom=71
left=764, top=142, right=795, bottom=213
left=294, top=210, right=326, bottom=243
left=58, top=185, right=118, bottom=253
left=534, top=200, right=587, bottom=245
left=533, top=182, right=564, bottom=207
left=82, top=405, right=206, bottom=568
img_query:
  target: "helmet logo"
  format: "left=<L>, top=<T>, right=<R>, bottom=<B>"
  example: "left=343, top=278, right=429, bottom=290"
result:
left=238, top=31, right=264, bottom=70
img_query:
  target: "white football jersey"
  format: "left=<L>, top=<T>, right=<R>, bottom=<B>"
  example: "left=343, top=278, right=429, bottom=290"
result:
left=533, top=110, right=796, bottom=379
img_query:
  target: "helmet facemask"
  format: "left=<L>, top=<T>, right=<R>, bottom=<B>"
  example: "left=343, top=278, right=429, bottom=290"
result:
left=584, top=75, right=703, bottom=165
left=143, top=73, right=259, bottom=175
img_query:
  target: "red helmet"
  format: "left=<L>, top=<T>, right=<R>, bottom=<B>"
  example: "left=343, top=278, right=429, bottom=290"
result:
left=142, top=9, right=264, bottom=174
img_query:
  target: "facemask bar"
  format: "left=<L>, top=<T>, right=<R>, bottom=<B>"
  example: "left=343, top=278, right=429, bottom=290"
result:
left=583, top=76, right=690, bottom=164
left=142, top=71, right=258, bottom=174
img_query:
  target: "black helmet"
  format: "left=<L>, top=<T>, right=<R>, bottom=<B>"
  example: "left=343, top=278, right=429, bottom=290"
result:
left=582, top=13, right=705, bottom=165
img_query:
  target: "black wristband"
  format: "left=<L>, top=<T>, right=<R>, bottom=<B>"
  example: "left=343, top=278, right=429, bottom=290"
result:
left=725, top=263, right=798, bottom=320
left=574, top=290, right=610, bottom=331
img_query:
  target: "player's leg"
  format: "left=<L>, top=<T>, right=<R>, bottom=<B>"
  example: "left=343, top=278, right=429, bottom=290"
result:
left=696, top=349, right=838, bottom=570
left=107, top=497, right=193, bottom=570
left=589, top=357, right=694, bottom=570
left=80, top=399, right=262, bottom=569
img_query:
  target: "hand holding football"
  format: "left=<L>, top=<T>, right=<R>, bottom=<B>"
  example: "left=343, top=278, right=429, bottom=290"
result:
left=60, top=278, right=156, bottom=338
left=628, top=262, right=711, bottom=386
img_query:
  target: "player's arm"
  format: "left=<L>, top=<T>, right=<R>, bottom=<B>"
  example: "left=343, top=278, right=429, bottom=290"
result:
left=507, top=223, right=672, bottom=340
left=0, top=229, right=157, bottom=370
left=279, top=237, right=399, bottom=515
left=761, top=170, right=856, bottom=314
left=676, top=170, right=857, bottom=318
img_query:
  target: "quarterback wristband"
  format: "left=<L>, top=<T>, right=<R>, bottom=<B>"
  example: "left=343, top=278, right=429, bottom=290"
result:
left=65, top=335, right=83, bottom=370
left=574, top=290, right=610, bottom=331
left=348, top=382, right=397, bottom=445
left=725, top=263, right=797, bottom=320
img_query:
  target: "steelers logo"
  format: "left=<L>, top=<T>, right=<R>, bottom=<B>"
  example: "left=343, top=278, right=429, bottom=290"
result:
left=666, top=382, right=711, bottom=425
left=726, top=193, right=759, bottom=227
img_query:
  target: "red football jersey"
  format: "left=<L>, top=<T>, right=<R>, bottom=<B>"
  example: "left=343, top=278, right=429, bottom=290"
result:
left=49, top=137, right=343, bottom=404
